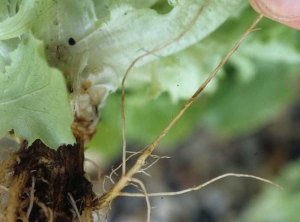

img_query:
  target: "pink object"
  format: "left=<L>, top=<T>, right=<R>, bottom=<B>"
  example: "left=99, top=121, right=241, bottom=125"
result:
left=249, top=0, right=300, bottom=29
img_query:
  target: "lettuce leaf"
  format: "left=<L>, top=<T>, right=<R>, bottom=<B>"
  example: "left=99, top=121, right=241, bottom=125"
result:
left=0, top=0, right=56, bottom=40
left=0, top=33, right=75, bottom=149
left=66, top=0, right=247, bottom=105
left=71, top=0, right=246, bottom=72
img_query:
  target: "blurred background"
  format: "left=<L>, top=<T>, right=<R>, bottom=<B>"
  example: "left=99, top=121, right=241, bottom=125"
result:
left=87, top=94, right=300, bottom=222
left=85, top=3, right=300, bottom=221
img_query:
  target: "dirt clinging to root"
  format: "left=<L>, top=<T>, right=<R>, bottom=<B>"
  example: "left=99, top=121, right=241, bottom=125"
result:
left=0, top=139, right=98, bottom=222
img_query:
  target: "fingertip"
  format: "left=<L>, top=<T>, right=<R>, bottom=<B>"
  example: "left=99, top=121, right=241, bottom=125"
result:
left=283, top=21, right=300, bottom=30
left=248, top=0, right=300, bottom=30
left=249, top=0, right=262, bottom=14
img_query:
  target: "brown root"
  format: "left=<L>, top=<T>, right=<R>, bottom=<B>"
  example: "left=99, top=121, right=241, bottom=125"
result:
left=0, top=139, right=96, bottom=222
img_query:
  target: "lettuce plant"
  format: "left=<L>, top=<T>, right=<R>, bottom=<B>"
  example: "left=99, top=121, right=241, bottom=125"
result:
left=0, top=0, right=299, bottom=221
left=0, top=0, right=247, bottom=148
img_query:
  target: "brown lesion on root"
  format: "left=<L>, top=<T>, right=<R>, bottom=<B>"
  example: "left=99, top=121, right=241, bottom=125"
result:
left=0, top=138, right=97, bottom=222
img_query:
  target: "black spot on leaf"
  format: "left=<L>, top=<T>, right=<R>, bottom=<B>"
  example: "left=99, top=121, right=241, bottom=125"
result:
left=68, top=38, right=76, bottom=46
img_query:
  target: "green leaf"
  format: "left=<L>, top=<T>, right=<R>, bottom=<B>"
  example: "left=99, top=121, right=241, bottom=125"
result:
left=203, top=61, right=299, bottom=135
left=123, top=2, right=249, bottom=102
left=70, top=0, right=247, bottom=95
left=127, top=40, right=224, bottom=102
left=32, top=0, right=98, bottom=44
left=0, top=0, right=56, bottom=40
left=0, top=0, right=9, bottom=22
left=0, top=33, right=75, bottom=149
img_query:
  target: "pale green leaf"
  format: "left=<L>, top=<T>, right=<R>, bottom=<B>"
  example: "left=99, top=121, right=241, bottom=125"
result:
left=0, top=0, right=56, bottom=40
left=70, top=0, right=247, bottom=97
left=0, top=33, right=75, bottom=149
left=75, top=0, right=247, bottom=70
left=32, top=0, right=98, bottom=44
left=0, top=0, right=9, bottom=22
